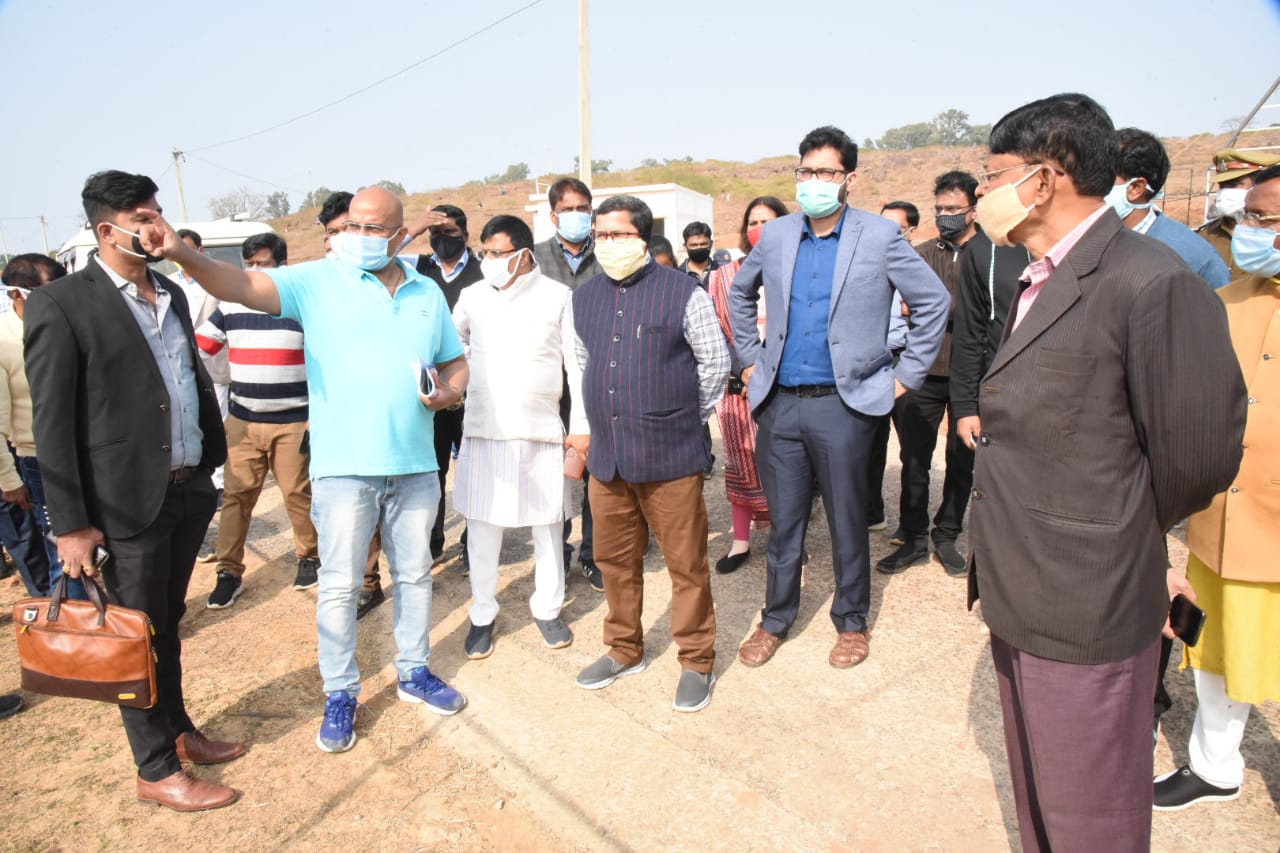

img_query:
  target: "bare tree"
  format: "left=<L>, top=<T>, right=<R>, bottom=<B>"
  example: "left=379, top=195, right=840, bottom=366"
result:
left=209, top=186, right=269, bottom=219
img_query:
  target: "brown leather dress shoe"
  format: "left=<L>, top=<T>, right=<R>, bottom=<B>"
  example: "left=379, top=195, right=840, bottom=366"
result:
left=136, top=769, right=240, bottom=812
left=176, top=731, right=247, bottom=765
left=738, top=624, right=783, bottom=667
left=829, top=631, right=870, bottom=669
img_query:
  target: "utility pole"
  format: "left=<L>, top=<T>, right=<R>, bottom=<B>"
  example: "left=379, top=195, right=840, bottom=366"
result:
left=172, top=148, right=190, bottom=223
left=38, top=216, right=49, bottom=254
left=0, top=223, right=9, bottom=262
left=578, top=0, right=591, bottom=189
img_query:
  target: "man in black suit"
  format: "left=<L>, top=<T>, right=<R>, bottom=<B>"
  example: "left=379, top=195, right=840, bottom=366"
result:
left=24, top=171, right=243, bottom=812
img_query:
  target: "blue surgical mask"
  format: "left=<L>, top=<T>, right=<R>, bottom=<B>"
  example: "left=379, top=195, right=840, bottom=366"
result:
left=796, top=178, right=844, bottom=219
left=1230, top=224, right=1280, bottom=277
left=1105, top=179, right=1153, bottom=220
left=332, top=231, right=394, bottom=271
left=555, top=211, right=592, bottom=243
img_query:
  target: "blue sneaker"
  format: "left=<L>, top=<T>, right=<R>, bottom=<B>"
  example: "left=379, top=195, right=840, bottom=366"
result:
left=316, top=691, right=358, bottom=753
left=397, top=666, right=467, bottom=716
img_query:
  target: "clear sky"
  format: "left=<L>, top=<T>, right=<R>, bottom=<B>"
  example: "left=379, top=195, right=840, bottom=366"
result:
left=2, top=0, right=1278, bottom=254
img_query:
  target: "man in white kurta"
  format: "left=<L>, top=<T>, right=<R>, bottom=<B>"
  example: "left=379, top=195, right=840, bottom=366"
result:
left=452, top=215, right=589, bottom=658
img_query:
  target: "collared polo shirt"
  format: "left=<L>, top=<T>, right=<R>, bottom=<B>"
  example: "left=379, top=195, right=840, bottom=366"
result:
left=778, top=208, right=846, bottom=386
left=269, top=257, right=464, bottom=478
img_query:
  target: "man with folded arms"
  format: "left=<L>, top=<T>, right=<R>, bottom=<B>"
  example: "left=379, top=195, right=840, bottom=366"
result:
left=452, top=215, right=587, bottom=658
left=133, top=186, right=470, bottom=755
left=25, top=171, right=243, bottom=811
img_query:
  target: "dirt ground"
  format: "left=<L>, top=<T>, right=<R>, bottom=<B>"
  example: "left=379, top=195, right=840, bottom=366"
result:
left=1, top=426, right=1276, bottom=852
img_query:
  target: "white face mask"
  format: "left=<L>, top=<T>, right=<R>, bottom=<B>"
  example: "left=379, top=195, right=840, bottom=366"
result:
left=1210, top=187, right=1249, bottom=222
left=480, top=249, right=526, bottom=288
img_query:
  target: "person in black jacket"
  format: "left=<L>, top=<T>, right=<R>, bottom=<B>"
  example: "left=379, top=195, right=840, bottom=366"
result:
left=413, top=204, right=485, bottom=567
left=948, top=229, right=1027, bottom=452
left=25, top=170, right=242, bottom=812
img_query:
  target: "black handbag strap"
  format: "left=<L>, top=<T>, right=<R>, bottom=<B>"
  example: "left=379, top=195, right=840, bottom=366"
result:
left=45, top=574, right=109, bottom=628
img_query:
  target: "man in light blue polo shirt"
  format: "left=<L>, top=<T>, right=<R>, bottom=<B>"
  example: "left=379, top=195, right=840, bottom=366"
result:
left=137, top=187, right=471, bottom=754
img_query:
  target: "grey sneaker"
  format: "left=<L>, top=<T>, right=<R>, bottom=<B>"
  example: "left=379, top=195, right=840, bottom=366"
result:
left=672, top=670, right=715, bottom=713
left=465, top=621, right=495, bottom=660
left=576, top=654, right=646, bottom=690
left=534, top=617, right=573, bottom=650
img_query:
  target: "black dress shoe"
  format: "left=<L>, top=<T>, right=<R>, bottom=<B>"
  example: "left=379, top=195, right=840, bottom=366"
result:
left=875, top=539, right=930, bottom=574
left=356, top=585, right=386, bottom=620
left=715, top=550, right=751, bottom=575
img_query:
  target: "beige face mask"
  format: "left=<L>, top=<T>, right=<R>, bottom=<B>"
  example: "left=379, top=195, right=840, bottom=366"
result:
left=595, top=237, right=649, bottom=281
left=974, top=165, right=1043, bottom=247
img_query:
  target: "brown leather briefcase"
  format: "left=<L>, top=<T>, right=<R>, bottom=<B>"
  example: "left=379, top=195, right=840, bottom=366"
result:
left=13, top=576, right=157, bottom=709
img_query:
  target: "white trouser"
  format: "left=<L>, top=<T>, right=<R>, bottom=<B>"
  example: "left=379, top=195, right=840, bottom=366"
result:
left=1188, top=668, right=1253, bottom=788
left=465, top=519, right=564, bottom=627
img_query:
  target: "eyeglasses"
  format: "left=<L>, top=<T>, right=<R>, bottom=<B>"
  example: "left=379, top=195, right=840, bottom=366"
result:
left=484, top=247, right=524, bottom=259
left=977, top=162, right=1038, bottom=187
left=934, top=205, right=973, bottom=216
left=794, top=167, right=848, bottom=183
left=555, top=205, right=592, bottom=214
left=901, top=226, right=917, bottom=237
left=591, top=230, right=642, bottom=242
left=341, top=221, right=400, bottom=236
left=1239, top=210, right=1280, bottom=230
left=685, top=242, right=712, bottom=250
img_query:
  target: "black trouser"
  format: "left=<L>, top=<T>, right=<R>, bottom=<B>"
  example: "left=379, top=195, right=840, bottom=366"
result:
left=559, top=375, right=593, bottom=567
left=866, top=414, right=892, bottom=525
left=430, top=406, right=466, bottom=559
left=102, top=471, right=217, bottom=782
left=892, top=374, right=974, bottom=544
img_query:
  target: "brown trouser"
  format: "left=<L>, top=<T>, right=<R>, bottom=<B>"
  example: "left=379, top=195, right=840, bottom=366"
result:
left=590, top=473, right=715, bottom=673
left=215, top=416, right=317, bottom=578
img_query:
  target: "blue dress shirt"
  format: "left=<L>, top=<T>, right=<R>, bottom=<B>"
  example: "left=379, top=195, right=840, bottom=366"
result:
left=777, top=209, right=845, bottom=386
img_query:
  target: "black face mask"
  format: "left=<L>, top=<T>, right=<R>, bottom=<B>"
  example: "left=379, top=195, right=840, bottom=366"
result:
left=430, top=232, right=467, bottom=261
left=686, top=247, right=711, bottom=264
left=935, top=214, right=969, bottom=242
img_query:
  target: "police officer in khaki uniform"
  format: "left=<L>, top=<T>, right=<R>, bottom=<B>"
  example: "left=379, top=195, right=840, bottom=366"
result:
left=1197, top=148, right=1280, bottom=277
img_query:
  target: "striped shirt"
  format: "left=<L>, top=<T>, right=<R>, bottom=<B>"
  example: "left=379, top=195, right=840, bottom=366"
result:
left=196, top=303, right=308, bottom=423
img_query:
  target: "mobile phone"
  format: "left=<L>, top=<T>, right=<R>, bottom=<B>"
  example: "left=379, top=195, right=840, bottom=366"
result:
left=1169, top=594, right=1206, bottom=647
left=44, top=532, right=110, bottom=570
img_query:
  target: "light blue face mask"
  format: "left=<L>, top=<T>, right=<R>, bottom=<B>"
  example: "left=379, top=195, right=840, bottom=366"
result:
left=332, top=231, right=394, bottom=271
left=796, top=178, right=844, bottom=219
left=1231, top=224, right=1280, bottom=277
left=1104, top=179, right=1154, bottom=220
left=555, top=210, right=592, bottom=243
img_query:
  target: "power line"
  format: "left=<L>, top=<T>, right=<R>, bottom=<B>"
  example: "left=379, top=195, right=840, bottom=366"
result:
left=185, top=0, right=546, bottom=154
left=187, top=154, right=307, bottom=194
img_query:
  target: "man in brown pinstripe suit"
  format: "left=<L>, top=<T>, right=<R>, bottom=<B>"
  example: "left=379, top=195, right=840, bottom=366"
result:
left=966, top=94, right=1247, bottom=852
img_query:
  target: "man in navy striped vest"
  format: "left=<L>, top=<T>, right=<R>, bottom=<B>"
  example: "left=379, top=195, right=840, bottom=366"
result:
left=571, top=195, right=730, bottom=713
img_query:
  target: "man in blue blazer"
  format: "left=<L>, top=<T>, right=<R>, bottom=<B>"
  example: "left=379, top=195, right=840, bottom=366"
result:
left=729, top=126, right=949, bottom=669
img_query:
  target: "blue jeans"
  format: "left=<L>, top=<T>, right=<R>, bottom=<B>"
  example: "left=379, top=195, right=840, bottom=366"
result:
left=17, top=456, right=84, bottom=600
left=311, top=472, right=440, bottom=697
left=0, top=499, right=50, bottom=597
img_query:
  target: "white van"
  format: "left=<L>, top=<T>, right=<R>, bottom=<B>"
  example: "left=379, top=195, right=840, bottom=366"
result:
left=55, top=215, right=276, bottom=274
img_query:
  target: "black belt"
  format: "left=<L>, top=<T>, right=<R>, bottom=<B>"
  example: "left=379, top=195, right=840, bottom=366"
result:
left=169, top=466, right=200, bottom=484
left=778, top=384, right=838, bottom=398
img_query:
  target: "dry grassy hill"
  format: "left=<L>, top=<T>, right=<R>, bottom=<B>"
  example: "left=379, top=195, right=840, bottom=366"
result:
left=271, top=129, right=1280, bottom=263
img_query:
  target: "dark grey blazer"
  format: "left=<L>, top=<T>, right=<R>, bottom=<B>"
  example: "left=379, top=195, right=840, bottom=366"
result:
left=967, top=210, right=1246, bottom=664
left=24, top=258, right=227, bottom=540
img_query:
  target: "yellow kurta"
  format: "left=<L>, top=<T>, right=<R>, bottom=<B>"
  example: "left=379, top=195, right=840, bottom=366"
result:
left=1182, top=275, right=1280, bottom=703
